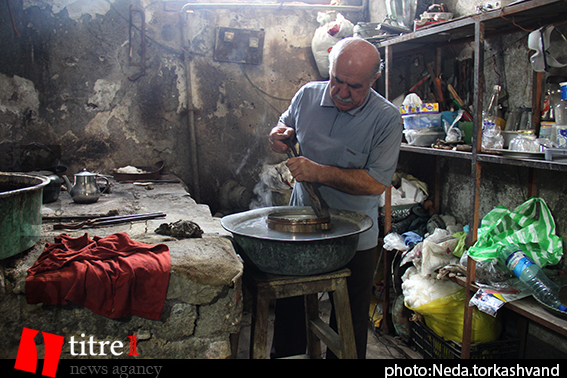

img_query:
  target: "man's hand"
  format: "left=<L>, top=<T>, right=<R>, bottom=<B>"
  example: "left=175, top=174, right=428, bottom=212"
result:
left=269, top=122, right=387, bottom=196
left=269, top=123, right=295, bottom=154
left=286, top=156, right=320, bottom=183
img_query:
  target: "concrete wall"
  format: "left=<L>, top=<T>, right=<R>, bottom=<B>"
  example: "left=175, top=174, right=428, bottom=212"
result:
left=0, top=0, right=365, bottom=214
left=3, top=0, right=563, bottom=216
left=2, top=0, right=566, bottom=257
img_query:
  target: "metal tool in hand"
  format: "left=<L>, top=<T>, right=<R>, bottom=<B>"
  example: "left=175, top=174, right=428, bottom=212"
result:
left=285, top=139, right=329, bottom=219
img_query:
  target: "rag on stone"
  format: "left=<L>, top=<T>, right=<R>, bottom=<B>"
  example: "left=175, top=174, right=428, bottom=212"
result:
left=25, top=232, right=170, bottom=320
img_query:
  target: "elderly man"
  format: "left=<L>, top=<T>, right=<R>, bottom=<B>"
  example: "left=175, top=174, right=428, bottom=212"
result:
left=268, top=37, right=403, bottom=358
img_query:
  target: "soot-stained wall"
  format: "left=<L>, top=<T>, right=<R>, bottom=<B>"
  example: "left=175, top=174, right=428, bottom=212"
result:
left=0, top=0, right=364, bottom=214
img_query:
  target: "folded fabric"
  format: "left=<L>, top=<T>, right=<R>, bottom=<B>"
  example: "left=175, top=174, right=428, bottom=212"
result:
left=26, top=232, right=170, bottom=320
left=402, top=231, right=422, bottom=248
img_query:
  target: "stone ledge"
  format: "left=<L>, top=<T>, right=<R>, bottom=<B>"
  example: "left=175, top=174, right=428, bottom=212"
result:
left=0, top=179, right=244, bottom=359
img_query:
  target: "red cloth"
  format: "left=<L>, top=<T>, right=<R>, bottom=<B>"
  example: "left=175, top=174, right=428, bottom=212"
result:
left=26, top=232, right=170, bottom=320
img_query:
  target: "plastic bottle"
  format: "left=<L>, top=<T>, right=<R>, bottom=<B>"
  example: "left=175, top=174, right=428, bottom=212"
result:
left=482, top=85, right=504, bottom=149
left=555, top=82, right=567, bottom=147
left=500, top=245, right=567, bottom=312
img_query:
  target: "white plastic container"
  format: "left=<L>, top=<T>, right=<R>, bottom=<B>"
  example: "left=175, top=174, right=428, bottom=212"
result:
left=402, top=113, right=442, bottom=130
left=404, top=128, right=445, bottom=146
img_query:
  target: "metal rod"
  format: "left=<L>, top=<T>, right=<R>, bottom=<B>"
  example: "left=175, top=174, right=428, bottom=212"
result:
left=462, top=18, right=486, bottom=361
left=179, top=12, right=201, bottom=203
left=93, top=212, right=166, bottom=225
left=181, top=1, right=366, bottom=13
left=53, top=212, right=166, bottom=230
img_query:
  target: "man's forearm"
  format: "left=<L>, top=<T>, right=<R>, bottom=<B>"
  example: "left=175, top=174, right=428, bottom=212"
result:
left=316, top=165, right=386, bottom=195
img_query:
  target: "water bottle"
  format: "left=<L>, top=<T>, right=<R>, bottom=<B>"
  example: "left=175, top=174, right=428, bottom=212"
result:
left=482, top=85, right=504, bottom=149
left=500, top=246, right=567, bottom=311
left=555, top=82, right=567, bottom=147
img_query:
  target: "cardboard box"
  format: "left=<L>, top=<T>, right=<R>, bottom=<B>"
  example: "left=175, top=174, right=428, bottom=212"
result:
left=399, top=103, right=439, bottom=115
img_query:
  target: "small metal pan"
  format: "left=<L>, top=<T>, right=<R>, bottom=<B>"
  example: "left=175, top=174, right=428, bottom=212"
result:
left=266, top=208, right=332, bottom=233
left=112, top=161, right=164, bottom=181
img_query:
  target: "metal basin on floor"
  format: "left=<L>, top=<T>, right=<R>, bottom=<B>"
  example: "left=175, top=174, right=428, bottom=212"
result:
left=0, top=172, right=49, bottom=259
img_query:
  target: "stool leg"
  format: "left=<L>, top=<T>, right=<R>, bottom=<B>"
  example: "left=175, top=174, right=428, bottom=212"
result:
left=250, top=287, right=270, bottom=359
left=305, top=294, right=322, bottom=359
left=332, top=280, right=357, bottom=359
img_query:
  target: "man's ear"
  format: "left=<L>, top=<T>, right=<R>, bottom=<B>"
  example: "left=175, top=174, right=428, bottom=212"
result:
left=371, top=72, right=381, bottom=86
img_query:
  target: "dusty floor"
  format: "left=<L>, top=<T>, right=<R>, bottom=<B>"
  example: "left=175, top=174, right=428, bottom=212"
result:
left=235, top=296, right=423, bottom=359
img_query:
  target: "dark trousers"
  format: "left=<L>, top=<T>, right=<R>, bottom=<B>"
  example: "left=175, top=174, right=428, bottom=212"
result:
left=270, top=247, right=378, bottom=359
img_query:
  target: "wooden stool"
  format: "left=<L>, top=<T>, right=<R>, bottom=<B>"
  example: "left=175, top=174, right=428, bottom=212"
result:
left=244, top=267, right=357, bottom=359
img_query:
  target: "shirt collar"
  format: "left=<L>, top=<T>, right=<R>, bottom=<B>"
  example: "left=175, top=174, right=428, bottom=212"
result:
left=320, top=81, right=371, bottom=116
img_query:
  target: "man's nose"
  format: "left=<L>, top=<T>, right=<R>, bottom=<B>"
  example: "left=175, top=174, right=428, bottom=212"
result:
left=337, top=83, right=350, bottom=99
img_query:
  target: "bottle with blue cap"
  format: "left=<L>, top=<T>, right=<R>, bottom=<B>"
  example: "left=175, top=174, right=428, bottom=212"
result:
left=555, top=82, right=567, bottom=147
left=500, top=245, right=567, bottom=312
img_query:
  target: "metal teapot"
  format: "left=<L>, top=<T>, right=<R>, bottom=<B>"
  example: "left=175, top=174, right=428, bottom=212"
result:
left=63, top=169, right=109, bottom=204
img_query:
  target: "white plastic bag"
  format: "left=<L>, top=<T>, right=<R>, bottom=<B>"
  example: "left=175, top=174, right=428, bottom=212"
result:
left=383, top=232, right=409, bottom=251
left=401, top=266, right=462, bottom=309
left=419, top=229, right=459, bottom=276
left=311, top=13, right=354, bottom=78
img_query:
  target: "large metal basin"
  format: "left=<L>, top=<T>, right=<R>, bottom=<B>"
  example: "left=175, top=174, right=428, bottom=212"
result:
left=0, top=172, right=49, bottom=259
left=221, top=206, right=372, bottom=276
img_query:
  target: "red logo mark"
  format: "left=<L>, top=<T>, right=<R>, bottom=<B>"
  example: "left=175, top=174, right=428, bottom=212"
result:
left=14, top=327, right=64, bottom=378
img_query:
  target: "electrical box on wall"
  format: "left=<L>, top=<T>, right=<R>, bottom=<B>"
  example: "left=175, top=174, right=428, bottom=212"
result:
left=213, top=27, right=265, bottom=65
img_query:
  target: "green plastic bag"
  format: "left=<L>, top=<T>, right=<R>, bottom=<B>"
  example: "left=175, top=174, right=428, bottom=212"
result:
left=467, top=197, right=563, bottom=267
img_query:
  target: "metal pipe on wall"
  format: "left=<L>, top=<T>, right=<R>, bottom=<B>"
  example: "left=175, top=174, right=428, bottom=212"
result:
left=181, top=1, right=366, bottom=13
left=179, top=12, right=201, bottom=203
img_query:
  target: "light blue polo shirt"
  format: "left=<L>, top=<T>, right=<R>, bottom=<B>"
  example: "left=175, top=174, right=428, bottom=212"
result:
left=279, top=81, right=403, bottom=250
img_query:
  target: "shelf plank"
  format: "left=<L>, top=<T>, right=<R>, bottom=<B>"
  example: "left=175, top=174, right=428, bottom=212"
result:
left=454, top=276, right=567, bottom=338
left=505, top=297, right=567, bottom=338
left=400, top=144, right=472, bottom=159
left=477, top=153, right=567, bottom=172
left=399, top=144, right=567, bottom=172
left=374, top=0, right=567, bottom=56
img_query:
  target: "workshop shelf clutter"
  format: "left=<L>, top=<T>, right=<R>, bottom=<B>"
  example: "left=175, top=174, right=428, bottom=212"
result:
left=381, top=174, right=565, bottom=359
left=376, top=0, right=567, bottom=359
left=381, top=173, right=501, bottom=344
left=399, top=95, right=445, bottom=146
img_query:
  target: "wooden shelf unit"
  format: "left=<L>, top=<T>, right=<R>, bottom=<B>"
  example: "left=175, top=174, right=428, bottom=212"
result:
left=375, top=0, right=567, bottom=359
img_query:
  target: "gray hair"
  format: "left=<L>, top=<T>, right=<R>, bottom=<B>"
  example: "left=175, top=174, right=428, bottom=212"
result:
left=328, top=37, right=382, bottom=82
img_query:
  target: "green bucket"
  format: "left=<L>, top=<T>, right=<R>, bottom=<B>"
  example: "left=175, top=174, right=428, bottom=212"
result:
left=458, top=122, right=474, bottom=145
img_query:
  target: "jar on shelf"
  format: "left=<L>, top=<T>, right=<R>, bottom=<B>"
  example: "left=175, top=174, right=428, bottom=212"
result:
left=508, top=130, right=540, bottom=152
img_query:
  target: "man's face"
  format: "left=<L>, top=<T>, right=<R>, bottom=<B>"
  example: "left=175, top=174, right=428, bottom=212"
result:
left=329, top=63, right=379, bottom=112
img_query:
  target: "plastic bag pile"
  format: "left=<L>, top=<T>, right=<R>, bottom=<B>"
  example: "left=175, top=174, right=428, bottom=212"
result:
left=311, top=13, right=353, bottom=78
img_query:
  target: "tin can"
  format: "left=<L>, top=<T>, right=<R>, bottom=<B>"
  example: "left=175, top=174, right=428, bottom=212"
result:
left=540, top=121, right=554, bottom=139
